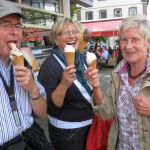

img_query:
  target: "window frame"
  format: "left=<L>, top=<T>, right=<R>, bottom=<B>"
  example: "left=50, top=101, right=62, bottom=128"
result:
left=114, top=8, right=122, bottom=18
left=128, top=7, right=137, bottom=16
left=99, top=9, right=107, bottom=19
left=85, top=11, right=93, bottom=20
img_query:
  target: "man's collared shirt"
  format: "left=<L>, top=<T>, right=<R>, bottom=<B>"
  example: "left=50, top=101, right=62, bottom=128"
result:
left=0, top=60, right=46, bottom=144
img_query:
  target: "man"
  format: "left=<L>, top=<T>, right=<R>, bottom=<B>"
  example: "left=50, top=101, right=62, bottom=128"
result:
left=0, top=1, right=52, bottom=149
left=101, top=46, right=109, bottom=60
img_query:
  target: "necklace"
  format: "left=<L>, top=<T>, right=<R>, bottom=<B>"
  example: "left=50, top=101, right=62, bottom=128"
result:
left=128, top=66, right=146, bottom=79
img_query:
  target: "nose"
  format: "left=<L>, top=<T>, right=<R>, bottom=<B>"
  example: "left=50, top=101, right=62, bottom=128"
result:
left=126, top=40, right=133, bottom=49
left=10, top=26, right=20, bottom=34
left=68, top=31, right=74, bottom=37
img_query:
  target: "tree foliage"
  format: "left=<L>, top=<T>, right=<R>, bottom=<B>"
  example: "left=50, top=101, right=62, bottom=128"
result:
left=70, top=4, right=79, bottom=20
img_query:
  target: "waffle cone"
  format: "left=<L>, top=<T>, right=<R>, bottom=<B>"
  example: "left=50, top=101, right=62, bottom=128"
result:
left=78, top=41, right=87, bottom=54
left=89, top=59, right=97, bottom=69
left=64, top=52, right=75, bottom=65
left=21, top=47, right=39, bottom=72
left=31, top=60, right=39, bottom=72
left=12, top=55, right=24, bottom=66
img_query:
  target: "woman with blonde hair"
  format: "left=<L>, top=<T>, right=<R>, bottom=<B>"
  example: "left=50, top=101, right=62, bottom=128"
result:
left=38, top=17, right=94, bottom=150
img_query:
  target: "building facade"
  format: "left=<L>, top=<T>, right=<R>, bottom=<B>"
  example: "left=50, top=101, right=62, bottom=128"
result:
left=7, top=0, right=93, bottom=45
left=7, top=0, right=93, bottom=65
left=78, top=0, right=148, bottom=48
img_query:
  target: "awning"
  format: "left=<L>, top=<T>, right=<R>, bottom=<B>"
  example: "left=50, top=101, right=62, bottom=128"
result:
left=82, top=19, right=122, bottom=37
left=24, top=29, right=50, bottom=42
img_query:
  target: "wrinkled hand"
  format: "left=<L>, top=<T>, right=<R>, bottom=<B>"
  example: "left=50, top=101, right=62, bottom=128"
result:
left=61, top=65, right=76, bottom=88
left=14, top=65, right=35, bottom=91
left=85, top=67, right=100, bottom=90
left=134, top=94, right=150, bottom=116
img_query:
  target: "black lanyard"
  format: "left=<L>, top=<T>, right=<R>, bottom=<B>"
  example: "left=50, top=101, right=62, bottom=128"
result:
left=0, top=65, right=21, bottom=128
left=0, top=65, right=17, bottom=110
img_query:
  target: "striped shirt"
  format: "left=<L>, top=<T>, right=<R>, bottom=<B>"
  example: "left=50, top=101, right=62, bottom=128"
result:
left=0, top=60, right=46, bottom=145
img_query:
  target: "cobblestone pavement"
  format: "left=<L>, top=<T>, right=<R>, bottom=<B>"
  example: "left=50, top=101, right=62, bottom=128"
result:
left=36, top=67, right=114, bottom=141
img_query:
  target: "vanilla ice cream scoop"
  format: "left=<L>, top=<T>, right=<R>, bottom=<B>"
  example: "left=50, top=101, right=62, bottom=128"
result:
left=9, top=43, right=24, bottom=66
left=9, top=43, right=23, bottom=58
left=86, top=51, right=97, bottom=69
left=64, top=45, right=75, bottom=65
left=64, top=45, right=75, bottom=52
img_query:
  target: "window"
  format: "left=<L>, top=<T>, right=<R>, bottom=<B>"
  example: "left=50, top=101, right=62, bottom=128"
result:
left=99, top=9, right=107, bottom=19
left=44, top=1, right=59, bottom=12
left=22, top=0, right=60, bottom=12
left=129, top=7, right=137, bottom=16
left=85, top=11, right=93, bottom=20
left=32, top=2, right=40, bottom=8
left=114, top=8, right=122, bottom=17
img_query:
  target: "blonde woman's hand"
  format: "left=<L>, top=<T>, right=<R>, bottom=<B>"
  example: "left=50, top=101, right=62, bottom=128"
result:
left=61, top=65, right=76, bottom=88
left=86, top=67, right=103, bottom=105
left=85, top=67, right=100, bottom=91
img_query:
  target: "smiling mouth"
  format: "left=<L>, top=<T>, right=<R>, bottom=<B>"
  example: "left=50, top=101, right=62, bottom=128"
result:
left=66, top=42, right=76, bottom=46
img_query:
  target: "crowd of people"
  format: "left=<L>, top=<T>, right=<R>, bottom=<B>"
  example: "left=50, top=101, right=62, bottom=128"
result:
left=0, top=1, right=150, bottom=150
left=87, top=42, right=120, bottom=68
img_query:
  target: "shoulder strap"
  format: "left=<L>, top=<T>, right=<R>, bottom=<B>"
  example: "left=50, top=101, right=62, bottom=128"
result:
left=0, top=66, right=22, bottom=130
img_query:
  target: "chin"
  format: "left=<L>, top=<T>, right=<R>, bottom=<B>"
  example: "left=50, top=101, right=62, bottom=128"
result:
left=127, top=59, right=138, bottom=64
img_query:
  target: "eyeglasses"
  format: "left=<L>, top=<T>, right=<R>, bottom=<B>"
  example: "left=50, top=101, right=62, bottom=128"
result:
left=60, top=30, right=80, bottom=36
left=0, top=22, right=25, bottom=30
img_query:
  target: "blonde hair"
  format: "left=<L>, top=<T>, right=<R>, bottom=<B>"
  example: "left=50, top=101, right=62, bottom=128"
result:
left=118, top=15, right=150, bottom=40
left=50, top=17, right=79, bottom=44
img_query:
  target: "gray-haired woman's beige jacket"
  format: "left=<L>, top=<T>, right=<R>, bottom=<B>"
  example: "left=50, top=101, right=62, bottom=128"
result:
left=93, top=70, right=150, bottom=150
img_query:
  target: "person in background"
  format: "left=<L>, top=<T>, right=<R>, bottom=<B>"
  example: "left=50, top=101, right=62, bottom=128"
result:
left=86, top=15, right=150, bottom=150
left=0, top=1, right=53, bottom=150
left=38, top=17, right=94, bottom=150
left=101, top=46, right=109, bottom=60
left=108, top=46, right=113, bottom=57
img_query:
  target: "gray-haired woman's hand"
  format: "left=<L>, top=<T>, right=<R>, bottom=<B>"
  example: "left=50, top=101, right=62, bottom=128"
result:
left=134, top=94, right=150, bottom=116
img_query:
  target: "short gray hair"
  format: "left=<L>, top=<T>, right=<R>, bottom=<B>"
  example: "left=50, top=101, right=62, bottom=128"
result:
left=118, top=15, right=150, bottom=40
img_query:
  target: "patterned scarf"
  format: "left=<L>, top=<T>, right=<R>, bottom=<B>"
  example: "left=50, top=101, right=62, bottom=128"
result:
left=51, top=46, right=92, bottom=96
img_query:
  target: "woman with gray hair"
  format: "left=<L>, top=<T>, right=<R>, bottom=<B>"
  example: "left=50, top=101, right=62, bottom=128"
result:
left=85, top=15, right=150, bottom=150
left=38, top=17, right=94, bottom=150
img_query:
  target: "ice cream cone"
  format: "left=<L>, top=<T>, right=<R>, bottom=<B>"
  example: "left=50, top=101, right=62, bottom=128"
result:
left=78, top=29, right=91, bottom=54
left=64, top=45, right=75, bottom=66
left=21, top=48, right=39, bottom=72
left=89, top=59, right=97, bottom=69
left=64, top=52, right=75, bottom=65
left=12, top=55, right=24, bottom=66
left=78, top=40, right=87, bottom=54
left=86, top=51, right=97, bottom=69
left=32, top=60, right=39, bottom=72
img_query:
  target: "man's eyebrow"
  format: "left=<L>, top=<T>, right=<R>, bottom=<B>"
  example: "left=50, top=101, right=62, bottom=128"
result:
left=0, top=20, right=22, bottom=24
left=0, top=20, right=10, bottom=23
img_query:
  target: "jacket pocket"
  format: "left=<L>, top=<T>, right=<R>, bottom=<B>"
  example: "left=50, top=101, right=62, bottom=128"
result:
left=143, top=118, right=150, bottom=149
